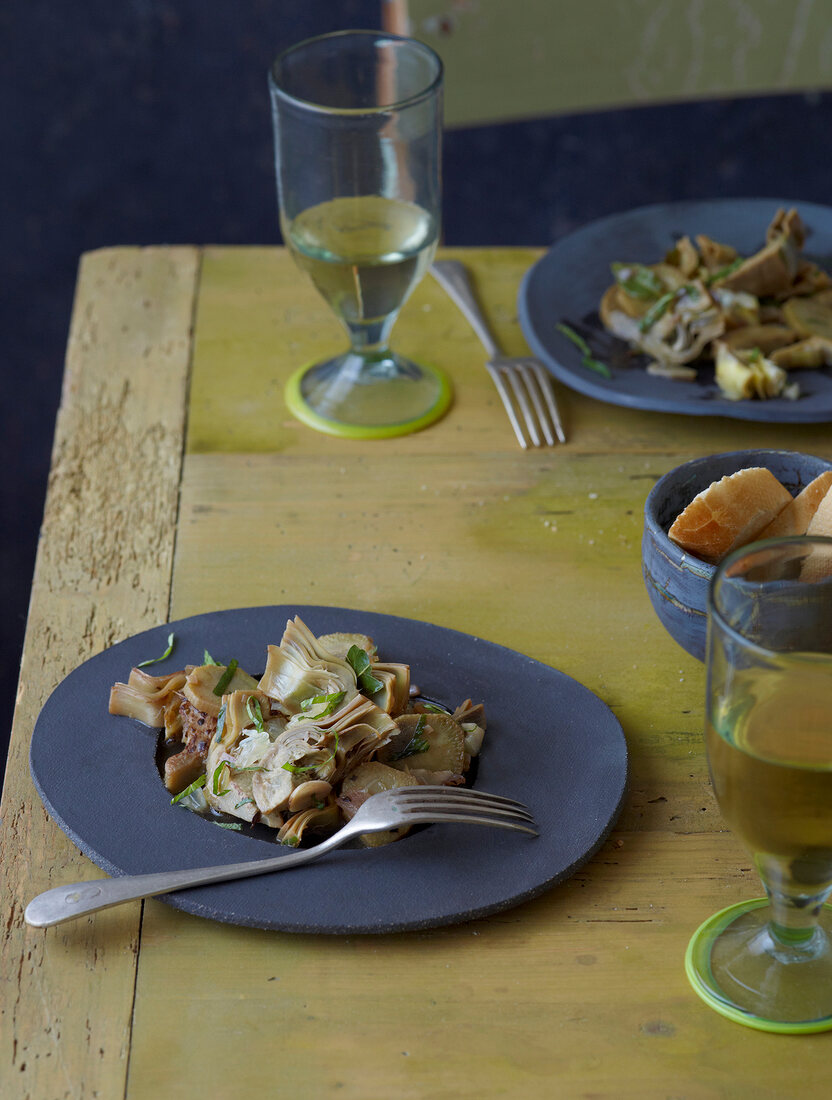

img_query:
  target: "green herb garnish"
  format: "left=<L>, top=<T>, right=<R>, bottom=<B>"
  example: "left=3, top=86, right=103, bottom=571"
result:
left=203, top=650, right=219, bottom=665
left=556, top=322, right=592, bottom=357
left=215, top=822, right=243, bottom=831
left=170, top=775, right=206, bottom=805
left=213, top=658, right=239, bottom=697
left=705, top=256, right=744, bottom=285
left=638, top=289, right=678, bottom=332
left=212, top=762, right=231, bottom=797
left=300, top=691, right=346, bottom=720
left=582, top=356, right=612, bottom=378
left=392, top=715, right=430, bottom=761
left=281, top=734, right=339, bottom=775
left=611, top=262, right=665, bottom=300
left=556, top=323, right=612, bottom=379
left=214, top=701, right=227, bottom=743
left=235, top=797, right=255, bottom=809
left=282, top=834, right=301, bottom=847
left=137, top=632, right=175, bottom=668
left=230, top=765, right=265, bottom=773
left=346, top=646, right=384, bottom=696
left=246, top=696, right=265, bottom=732
left=420, top=701, right=450, bottom=714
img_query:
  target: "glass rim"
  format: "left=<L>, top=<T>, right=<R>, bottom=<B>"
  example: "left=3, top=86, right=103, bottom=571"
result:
left=708, top=534, right=832, bottom=660
left=268, top=29, right=444, bottom=116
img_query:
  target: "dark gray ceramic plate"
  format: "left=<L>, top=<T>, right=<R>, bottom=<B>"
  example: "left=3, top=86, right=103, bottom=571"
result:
left=29, top=606, right=628, bottom=934
left=518, top=198, right=832, bottom=422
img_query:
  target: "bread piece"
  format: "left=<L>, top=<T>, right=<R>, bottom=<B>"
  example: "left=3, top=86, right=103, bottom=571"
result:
left=667, top=467, right=792, bottom=563
left=800, top=487, right=832, bottom=581
left=756, top=471, right=832, bottom=539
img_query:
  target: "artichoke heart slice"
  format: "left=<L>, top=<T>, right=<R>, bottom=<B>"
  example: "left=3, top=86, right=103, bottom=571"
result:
left=714, top=341, right=798, bottom=401
left=338, top=762, right=420, bottom=847
left=605, top=281, right=723, bottom=367
left=368, top=661, right=411, bottom=716
left=782, top=291, right=832, bottom=340
left=278, top=802, right=340, bottom=847
left=379, top=712, right=466, bottom=778
left=771, top=337, right=832, bottom=370
left=183, top=662, right=258, bottom=718
left=109, top=666, right=189, bottom=728
left=215, top=689, right=273, bottom=751
left=252, top=694, right=397, bottom=814
left=258, top=615, right=358, bottom=713
left=316, top=632, right=376, bottom=660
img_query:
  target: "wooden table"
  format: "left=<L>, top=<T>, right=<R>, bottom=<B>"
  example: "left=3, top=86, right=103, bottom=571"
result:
left=4, top=246, right=832, bottom=1099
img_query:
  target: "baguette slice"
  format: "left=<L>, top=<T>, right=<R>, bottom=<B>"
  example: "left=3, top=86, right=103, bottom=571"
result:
left=667, top=467, right=792, bottom=563
left=801, top=487, right=832, bottom=581
left=756, top=471, right=832, bottom=539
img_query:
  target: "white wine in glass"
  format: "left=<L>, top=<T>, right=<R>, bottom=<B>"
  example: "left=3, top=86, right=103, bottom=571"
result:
left=286, top=195, right=437, bottom=334
left=270, top=31, right=450, bottom=439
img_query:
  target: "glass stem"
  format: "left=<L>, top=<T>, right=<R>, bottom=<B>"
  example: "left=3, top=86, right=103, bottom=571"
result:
left=764, top=884, right=828, bottom=960
left=345, top=316, right=397, bottom=360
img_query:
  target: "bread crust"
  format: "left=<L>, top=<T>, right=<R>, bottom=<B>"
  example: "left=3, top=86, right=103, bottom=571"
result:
left=806, top=485, right=832, bottom=538
left=667, top=467, right=792, bottom=563
left=800, top=489, right=832, bottom=580
left=757, top=471, right=832, bottom=539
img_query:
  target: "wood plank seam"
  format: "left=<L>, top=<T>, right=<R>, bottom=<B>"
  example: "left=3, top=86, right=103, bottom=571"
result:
left=121, top=247, right=204, bottom=1100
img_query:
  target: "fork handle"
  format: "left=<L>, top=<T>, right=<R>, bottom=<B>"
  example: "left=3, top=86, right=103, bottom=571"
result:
left=431, top=260, right=501, bottom=359
left=24, top=827, right=356, bottom=928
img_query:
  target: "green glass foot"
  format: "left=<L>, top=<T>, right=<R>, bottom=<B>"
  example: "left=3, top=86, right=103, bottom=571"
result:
left=285, top=352, right=453, bottom=440
left=686, top=898, right=832, bottom=1033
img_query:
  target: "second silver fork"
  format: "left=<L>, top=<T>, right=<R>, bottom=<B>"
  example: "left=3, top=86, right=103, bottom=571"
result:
left=431, top=259, right=566, bottom=447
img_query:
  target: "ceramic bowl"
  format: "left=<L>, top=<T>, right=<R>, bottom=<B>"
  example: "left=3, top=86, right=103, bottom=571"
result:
left=642, top=449, right=832, bottom=661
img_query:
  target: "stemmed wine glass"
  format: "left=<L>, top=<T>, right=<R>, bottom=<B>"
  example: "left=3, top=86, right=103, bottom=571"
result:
left=688, top=536, right=832, bottom=1032
left=269, top=30, right=451, bottom=439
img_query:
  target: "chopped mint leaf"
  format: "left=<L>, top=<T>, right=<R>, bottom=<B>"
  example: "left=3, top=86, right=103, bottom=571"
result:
left=170, top=775, right=206, bottom=805
left=610, top=262, right=665, bottom=300
left=213, top=658, right=239, bottom=696
left=212, top=762, right=231, bottom=797
left=300, top=690, right=346, bottom=719
left=705, top=257, right=744, bottom=285
left=214, top=701, right=227, bottom=743
left=346, top=645, right=384, bottom=695
left=392, top=715, right=430, bottom=760
left=281, top=734, right=339, bottom=775
left=246, top=696, right=265, bottom=732
left=556, top=322, right=592, bottom=357
left=137, top=632, right=175, bottom=668
left=581, top=355, right=612, bottom=379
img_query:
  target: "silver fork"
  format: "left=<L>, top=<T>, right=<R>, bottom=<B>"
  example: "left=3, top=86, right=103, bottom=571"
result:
left=24, top=787, right=537, bottom=928
left=431, top=259, right=566, bottom=447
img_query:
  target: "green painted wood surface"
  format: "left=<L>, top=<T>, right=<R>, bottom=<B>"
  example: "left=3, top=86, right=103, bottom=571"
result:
left=409, top=0, right=832, bottom=126
left=9, top=244, right=832, bottom=1099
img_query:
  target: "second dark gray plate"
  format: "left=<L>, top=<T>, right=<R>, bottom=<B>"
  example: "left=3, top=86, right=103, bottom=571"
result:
left=518, top=198, right=832, bottom=422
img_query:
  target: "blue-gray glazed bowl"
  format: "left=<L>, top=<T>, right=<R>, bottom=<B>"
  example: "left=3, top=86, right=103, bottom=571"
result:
left=642, top=449, right=832, bottom=661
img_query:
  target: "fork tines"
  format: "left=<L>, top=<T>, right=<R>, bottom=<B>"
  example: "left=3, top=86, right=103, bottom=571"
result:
left=389, top=786, right=539, bottom=836
left=487, top=358, right=566, bottom=449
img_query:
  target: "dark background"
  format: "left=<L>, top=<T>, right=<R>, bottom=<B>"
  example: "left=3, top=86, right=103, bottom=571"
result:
left=2, top=1, right=831, bottom=774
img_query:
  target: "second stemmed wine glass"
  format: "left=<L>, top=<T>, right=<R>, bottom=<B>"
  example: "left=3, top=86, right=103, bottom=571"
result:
left=269, top=30, right=451, bottom=439
left=688, top=536, right=832, bottom=1032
